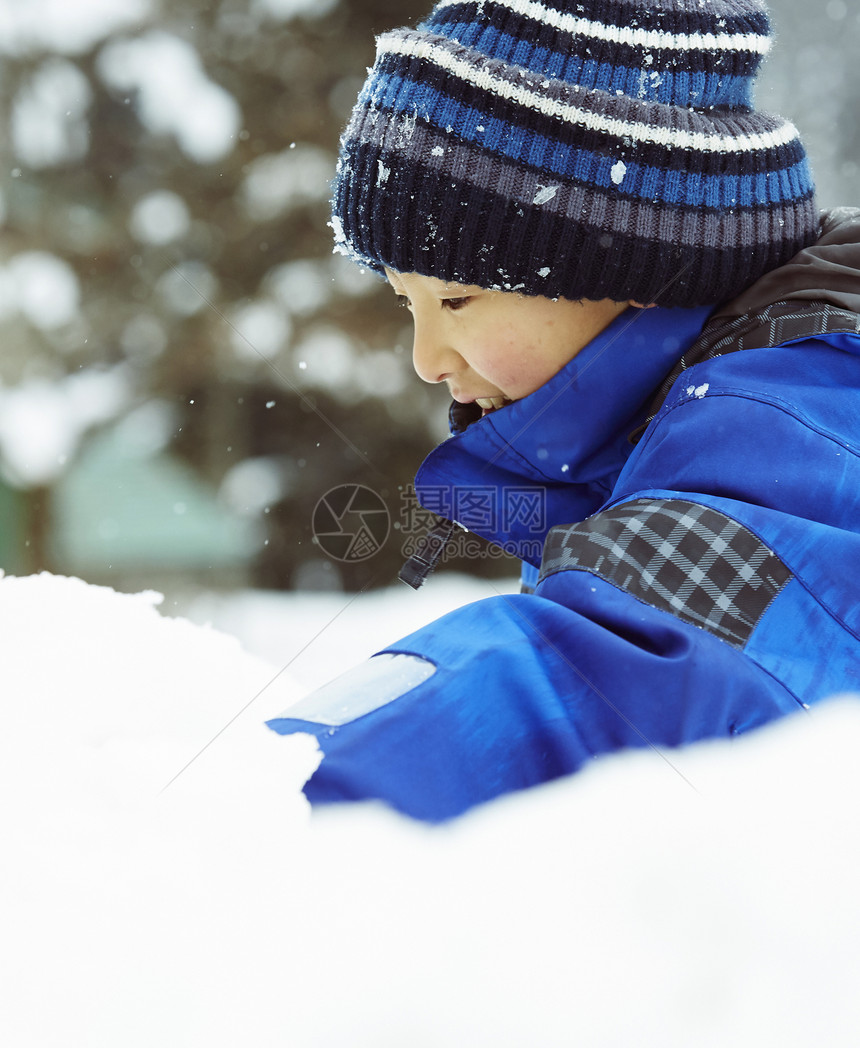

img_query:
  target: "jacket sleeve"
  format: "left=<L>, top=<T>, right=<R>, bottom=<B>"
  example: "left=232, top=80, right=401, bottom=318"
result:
left=268, top=548, right=803, bottom=822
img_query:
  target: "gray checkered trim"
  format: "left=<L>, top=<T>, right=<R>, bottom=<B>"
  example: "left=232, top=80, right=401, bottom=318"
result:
left=632, top=300, right=860, bottom=443
left=695, top=299, right=860, bottom=359
left=539, top=499, right=793, bottom=649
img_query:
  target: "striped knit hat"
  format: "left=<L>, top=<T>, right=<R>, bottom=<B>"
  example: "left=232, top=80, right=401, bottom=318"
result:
left=331, top=0, right=818, bottom=308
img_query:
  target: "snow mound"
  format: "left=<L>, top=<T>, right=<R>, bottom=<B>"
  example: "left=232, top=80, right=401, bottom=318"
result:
left=0, top=570, right=315, bottom=806
left=0, top=572, right=858, bottom=1047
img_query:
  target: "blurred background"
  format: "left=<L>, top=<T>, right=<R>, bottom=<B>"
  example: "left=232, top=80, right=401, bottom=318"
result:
left=0, top=0, right=858, bottom=599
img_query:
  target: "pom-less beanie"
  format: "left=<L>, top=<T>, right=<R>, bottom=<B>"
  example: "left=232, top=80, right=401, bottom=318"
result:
left=330, top=0, right=819, bottom=308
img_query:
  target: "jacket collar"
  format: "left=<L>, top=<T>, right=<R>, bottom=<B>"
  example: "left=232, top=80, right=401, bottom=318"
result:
left=473, top=304, right=713, bottom=482
left=414, top=304, right=713, bottom=558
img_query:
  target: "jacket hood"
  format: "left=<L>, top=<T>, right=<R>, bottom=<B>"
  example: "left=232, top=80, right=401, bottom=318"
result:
left=716, top=207, right=860, bottom=319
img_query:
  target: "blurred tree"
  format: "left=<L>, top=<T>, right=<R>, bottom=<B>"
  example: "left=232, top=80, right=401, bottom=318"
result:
left=0, top=0, right=857, bottom=590
left=0, top=0, right=502, bottom=591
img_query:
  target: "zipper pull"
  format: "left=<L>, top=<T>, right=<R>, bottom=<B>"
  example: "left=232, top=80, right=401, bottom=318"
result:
left=398, top=516, right=465, bottom=589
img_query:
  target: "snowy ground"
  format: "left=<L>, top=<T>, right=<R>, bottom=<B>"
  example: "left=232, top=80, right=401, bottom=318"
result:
left=2, top=570, right=860, bottom=1047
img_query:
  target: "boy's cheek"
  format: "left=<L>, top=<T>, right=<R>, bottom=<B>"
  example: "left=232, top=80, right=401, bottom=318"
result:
left=474, top=359, right=525, bottom=396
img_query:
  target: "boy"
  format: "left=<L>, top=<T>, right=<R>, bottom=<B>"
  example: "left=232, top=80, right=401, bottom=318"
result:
left=269, top=0, right=860, bottom=821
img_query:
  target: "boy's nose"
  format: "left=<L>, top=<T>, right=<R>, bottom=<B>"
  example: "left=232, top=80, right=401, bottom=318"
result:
left=411, top=317, right=459, bottom=384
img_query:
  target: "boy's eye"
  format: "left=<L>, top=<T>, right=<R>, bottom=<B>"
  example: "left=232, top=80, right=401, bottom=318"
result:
left=443, top=297, right=470, bottom=311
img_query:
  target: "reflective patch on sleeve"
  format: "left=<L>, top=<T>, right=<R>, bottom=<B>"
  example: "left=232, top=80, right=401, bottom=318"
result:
left=271, top=652, right=436, bottom=727
left=539, top=498, right=793, bottom=650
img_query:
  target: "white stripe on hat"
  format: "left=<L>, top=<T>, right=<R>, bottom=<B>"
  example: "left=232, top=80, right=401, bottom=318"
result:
left=377, top=32, right=797, bottom=155
left=431, top=0, right=772, bottom=55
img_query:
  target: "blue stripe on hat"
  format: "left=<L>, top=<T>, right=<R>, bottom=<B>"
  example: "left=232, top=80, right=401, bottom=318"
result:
left=368, top=75, right=812, bottom=209
left=432, top=19, right=756, bottom=108
left=369, top=49, right=800, bottom=175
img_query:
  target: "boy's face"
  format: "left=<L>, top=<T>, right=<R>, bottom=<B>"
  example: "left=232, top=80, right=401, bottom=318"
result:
left=385, top=270, right=629, bottom=412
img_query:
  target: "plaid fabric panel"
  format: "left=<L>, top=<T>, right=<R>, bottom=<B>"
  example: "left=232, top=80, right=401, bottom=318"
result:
left=539, top=499, right=793, bottom=649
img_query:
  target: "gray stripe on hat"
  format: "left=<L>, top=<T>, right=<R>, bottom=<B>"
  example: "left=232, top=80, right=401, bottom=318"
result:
left=352, top=109, right=811, bottom=251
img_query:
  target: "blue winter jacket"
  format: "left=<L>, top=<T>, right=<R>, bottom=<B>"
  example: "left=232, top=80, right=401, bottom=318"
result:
left=269, top=208, right=860, bottom=822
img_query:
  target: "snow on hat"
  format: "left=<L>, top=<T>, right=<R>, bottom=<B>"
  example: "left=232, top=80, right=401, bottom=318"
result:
left=330, top=0, right=819, bottom=308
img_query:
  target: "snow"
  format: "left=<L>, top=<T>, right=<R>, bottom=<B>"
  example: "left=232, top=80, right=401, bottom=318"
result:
left=229, top=299, right=292, bottom=362
left=2, top=569, right=859, bottom=1046
left=0, top=0, right=152, bottom=56
left=96, top=31, right=241, bottom=164
left=219, top=455, right=292, bottom=517
left=533, top=184, right=559, bottom=205
left=11, top=58, right=91, bottom=168
left=291, top=324, right=357, bottom=395
left=0, top=250, right=81, bottom=330
left=0, top=367, right=130, bottom=486
left=264, top=259, right=333, bottom=317
left=129, top=190, right=192, bottom=246
left=239, top=145, right=334, bottom=222
left=120, top=312, right=168, bottom=362
left=354, top=347, right=411, bottom=398
left=252, top=0, right=340, bottom=20
left=156, top=260, right=219, bottom=317
left=611, top=159, right=627, bottom=185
